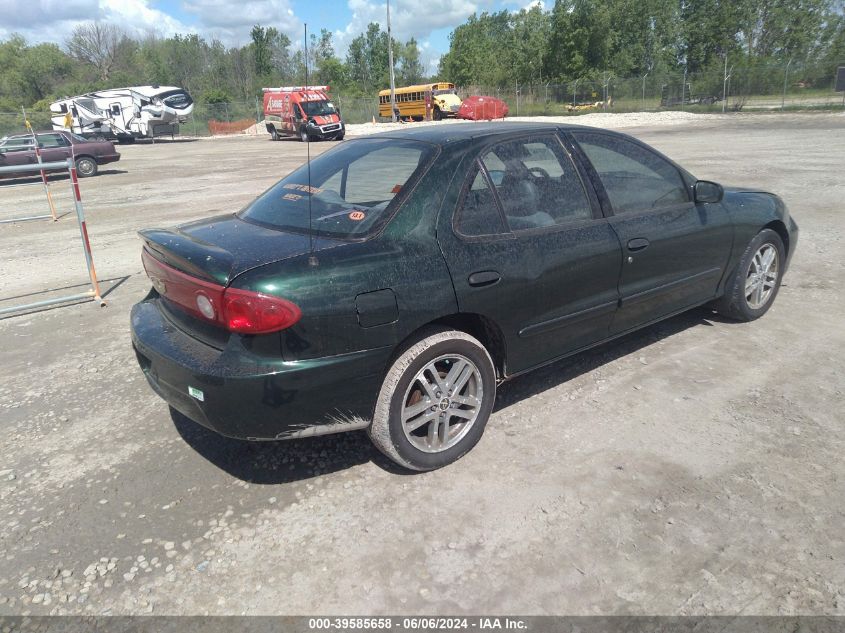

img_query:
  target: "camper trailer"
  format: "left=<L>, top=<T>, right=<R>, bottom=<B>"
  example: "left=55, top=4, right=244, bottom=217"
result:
left=50, top=86, right=194, bottom=142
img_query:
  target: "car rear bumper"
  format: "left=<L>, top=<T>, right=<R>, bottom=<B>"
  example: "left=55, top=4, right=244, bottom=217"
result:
left=130, top=298, right=389, bottom=440
left=98, top=153, right=121, bottom=165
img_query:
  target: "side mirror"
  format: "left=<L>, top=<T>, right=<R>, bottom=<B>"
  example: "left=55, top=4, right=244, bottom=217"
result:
left=694, top=180, right=724, bottom=204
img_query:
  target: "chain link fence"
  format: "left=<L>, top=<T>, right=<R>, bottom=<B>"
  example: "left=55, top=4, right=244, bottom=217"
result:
left=466, top=63, right=844, bottom=116
left=2, top=63, right=842, bottom=138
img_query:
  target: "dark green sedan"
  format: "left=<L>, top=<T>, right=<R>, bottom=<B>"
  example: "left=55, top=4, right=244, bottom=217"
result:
left=131, top=123, right=798, bottom=471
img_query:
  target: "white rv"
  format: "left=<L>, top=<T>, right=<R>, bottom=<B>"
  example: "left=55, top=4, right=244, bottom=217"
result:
left=50, top=85, right=194, bottom=142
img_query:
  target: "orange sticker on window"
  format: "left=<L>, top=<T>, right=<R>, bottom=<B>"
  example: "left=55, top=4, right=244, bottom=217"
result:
left=391, top=184, right=403, bottom=194
left=348, top=211, right=366, bottom=221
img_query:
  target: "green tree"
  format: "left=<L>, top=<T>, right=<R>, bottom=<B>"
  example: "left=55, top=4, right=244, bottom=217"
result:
left=344, top=23, right=397, bottom=90
left=398, top=37, right=425, bottom=84
left=680, top=0, right=743, bottom=72
left=251, top=25, right=274, bottom=77
left=604, top=0, right=680, bottom=76
left=510, top=5, right=552, bottom=83
left=543, top=0, right=612, bottom=80
left=440, top=11, right=511, bottom=87
left=308, top=29, right=345, bottom=86
left=269, top=31, right=294, bottom=80
left=0, top=37, right=73, bottom=107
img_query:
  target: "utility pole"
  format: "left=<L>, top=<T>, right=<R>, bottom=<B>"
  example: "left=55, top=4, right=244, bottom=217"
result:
left=782, top=57, right=793, bottom=110
left=387, top=0, right=397, bottom=122
left=723, top=53, right=728, bottom=113
left=642, top=71, right=649, bottom=111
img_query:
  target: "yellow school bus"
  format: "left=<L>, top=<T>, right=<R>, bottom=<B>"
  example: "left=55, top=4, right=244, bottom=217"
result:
left=378, top=82, right=462, bottom=121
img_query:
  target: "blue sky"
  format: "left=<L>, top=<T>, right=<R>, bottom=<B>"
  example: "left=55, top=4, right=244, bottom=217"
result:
left=0, top=0, right=543, bottom=72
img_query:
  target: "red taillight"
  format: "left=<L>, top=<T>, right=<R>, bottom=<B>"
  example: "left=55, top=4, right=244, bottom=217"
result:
left=221, top=287, right=301, bottom=334
left=142, top=248, right=301, bottom=334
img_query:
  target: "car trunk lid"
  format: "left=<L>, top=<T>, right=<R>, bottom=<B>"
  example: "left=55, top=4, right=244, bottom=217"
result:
left=139, top=214, right=341, bottom=346
left=139, top=213, right=323, bottom=286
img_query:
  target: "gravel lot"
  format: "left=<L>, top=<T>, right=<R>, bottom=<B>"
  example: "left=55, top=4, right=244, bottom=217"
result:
left=0, top=112, right=843, bottom=616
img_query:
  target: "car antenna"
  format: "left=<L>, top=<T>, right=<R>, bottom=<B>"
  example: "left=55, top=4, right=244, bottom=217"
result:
left=304, top=23, right=318, bottom=268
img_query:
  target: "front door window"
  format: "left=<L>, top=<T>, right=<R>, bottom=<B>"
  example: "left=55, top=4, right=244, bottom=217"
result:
left=572, top=131, right=689, bottom=213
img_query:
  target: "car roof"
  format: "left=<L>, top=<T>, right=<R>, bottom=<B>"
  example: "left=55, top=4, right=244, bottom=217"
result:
left=361, top=121, right=602, bottom=145
left=2, top=131, right=64, bottom=139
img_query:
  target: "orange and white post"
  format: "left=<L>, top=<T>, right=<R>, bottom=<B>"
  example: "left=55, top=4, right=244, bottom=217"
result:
left=22, top=108, right=58, bottom=222
left=67, top=157, right=104, bottom=305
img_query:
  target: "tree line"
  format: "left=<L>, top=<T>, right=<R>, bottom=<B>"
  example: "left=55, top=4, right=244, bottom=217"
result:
left=440, top=0, right=845, bottom=87
left=0, top=22, right=426, bottom=112
left=1, top=0, right=844, bottom=113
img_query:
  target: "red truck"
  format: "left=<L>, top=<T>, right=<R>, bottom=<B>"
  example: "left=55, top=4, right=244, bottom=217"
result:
left=263, top=86, right=345, bottom=142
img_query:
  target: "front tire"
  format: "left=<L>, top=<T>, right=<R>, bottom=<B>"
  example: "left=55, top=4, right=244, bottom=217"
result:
left=368, top=328, right=496, bottom=471
left=714, top=228, right=785, bottom=321
left=433, top=107, right=442, bottom=121
left=299, top=126, right=310, bottom=143
left=75, top=157, right=98, bottom=178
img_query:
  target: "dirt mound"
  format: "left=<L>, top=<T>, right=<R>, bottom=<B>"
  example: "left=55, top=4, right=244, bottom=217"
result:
left=241, top=121, right=269, bottom=136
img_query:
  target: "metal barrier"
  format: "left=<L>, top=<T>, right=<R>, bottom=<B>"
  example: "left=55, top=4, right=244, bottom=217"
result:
left=0, top=153, right=60, bottom=224
left=0, top=158, right=105, bottom=315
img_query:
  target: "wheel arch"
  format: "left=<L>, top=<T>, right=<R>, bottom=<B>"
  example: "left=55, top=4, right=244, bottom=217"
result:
left=763, top=219, right=790, bottom=257
left=389, top=313, right=508, bottom=380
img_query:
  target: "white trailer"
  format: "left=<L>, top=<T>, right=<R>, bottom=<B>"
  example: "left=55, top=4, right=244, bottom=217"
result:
left=50, top=85, right=194, bottom=142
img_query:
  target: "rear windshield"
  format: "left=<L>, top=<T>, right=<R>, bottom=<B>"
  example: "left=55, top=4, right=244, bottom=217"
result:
left=239, top=138, right=436, bottom=240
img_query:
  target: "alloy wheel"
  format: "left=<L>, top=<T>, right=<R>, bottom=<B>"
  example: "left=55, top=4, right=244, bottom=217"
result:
left=400, top=354, right=483, bottom=453
left=745, top=243, right=779, bottom=309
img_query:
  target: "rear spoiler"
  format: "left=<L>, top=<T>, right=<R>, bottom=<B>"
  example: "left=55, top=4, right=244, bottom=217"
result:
left=139, top=228, right=234, bottom=285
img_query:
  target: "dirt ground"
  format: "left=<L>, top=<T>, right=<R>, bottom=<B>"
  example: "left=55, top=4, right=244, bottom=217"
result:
left=0, top=112, right=843, bottom=616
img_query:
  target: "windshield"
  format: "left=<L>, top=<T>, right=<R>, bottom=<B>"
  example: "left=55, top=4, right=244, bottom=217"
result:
left=432, top=89, right=457, bottom=96
left=239, top=138, right=435, bottom=240
left=301, top=100, right=337, bottom=117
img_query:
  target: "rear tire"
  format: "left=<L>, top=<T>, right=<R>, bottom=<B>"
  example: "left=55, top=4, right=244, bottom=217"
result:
left=368, top=327, right=496, bottom=471
left=713, top=228, right=785, bottom=321
left=270, top=127, right=280, bottom=141
left=75, top=156, right=98, bottom=178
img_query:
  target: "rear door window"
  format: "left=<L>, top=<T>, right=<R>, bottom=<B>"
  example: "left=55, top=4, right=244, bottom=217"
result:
left=455, top=164, right=507, bottom=237
left=572, top=131, right=689, bottom=213
left=1, top=138, right=35, bottom=152
left=480, top=136, right=594, bottom=231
